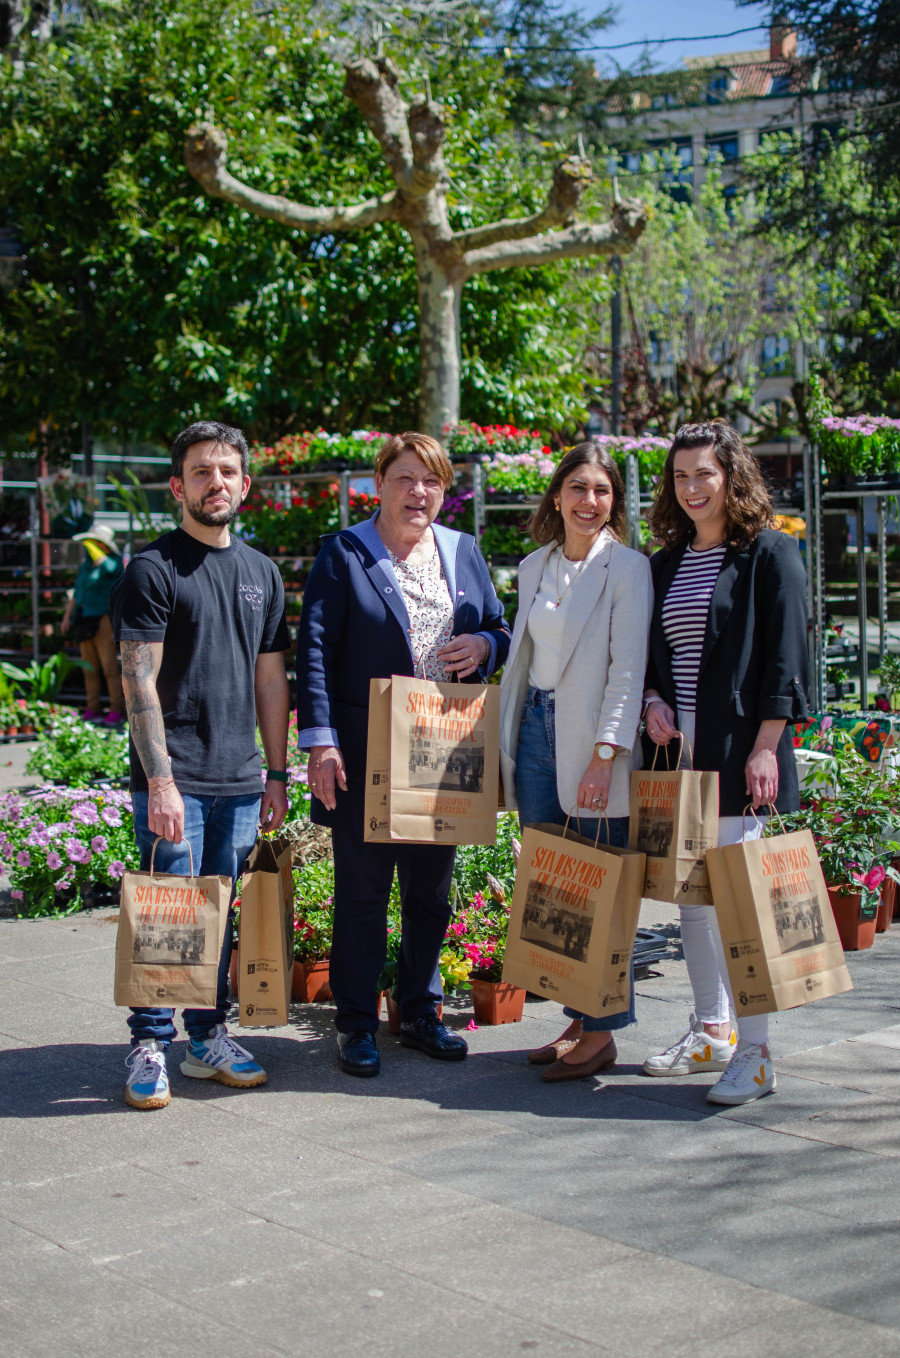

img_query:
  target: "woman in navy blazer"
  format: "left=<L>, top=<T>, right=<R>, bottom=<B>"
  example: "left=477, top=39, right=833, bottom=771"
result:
left=640, top=419, right=809, bottom=1108
left=297, top=432, right=510, bottom=1078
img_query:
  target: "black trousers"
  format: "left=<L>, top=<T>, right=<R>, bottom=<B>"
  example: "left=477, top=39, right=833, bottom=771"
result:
left=330, top=825, right=456, bottom=1034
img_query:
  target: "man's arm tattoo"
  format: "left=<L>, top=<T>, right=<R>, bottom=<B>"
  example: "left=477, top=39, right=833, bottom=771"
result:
left=119, top=641, right=172, bottom=781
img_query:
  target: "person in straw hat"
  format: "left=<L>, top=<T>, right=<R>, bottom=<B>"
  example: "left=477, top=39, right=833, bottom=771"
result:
left=62, top=522, right=125, bottom=724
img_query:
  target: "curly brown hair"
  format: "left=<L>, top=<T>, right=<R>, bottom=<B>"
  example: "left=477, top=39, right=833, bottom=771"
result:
left=648, top=419, right=774, bottom=549
left=530, top=442, right=627, bottom=547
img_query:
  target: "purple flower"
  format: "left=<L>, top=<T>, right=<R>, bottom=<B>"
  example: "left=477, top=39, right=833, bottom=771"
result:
left=65, top=840, right=91, bottom=865
left=90, top=835, right=108, bottom=855
left=27, top=827, right=50, bottom=848
left=100, top=808, right=122, bottom=827
left=15, top=850, right=30, bottom=867
left=46, top=851, right=63, bottom=870
left=1, top=840, right=14, bottom=857
left=108, top=860, right=126, bottom=879
left=72, top=803, right=100, bottom=826
left=11, top=890, right=23, bottom=901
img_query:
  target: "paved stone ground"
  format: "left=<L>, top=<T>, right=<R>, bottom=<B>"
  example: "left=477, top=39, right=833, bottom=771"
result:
left=1, top=748, right=900, bottom=1356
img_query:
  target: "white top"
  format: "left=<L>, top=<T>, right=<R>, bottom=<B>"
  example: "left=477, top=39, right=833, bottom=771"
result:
left=388, top=546, right=454, bottom=681
left=661, top=542, right=728, bottom=714
left=526, top=532, right=611, bottom=690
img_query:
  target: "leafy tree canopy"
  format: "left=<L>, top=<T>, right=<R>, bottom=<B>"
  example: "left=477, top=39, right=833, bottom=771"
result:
left=0, top=0, right=620, bottom=457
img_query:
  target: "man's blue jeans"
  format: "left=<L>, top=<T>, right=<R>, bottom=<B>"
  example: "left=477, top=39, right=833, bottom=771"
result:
left=127, top=792, right=261, bottom=1048
left=515, top=687, right=636, bottom=1033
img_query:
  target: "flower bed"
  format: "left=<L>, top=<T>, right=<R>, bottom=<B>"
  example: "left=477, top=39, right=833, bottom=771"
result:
left=0, top=785, right=137, bottom=916
left=809, top=374, right=900, bottom=480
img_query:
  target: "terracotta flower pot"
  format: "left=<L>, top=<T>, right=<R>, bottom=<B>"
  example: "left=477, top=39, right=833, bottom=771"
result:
left=827, top=886, right=877, bottom=952
left=385, top=993, right=443, bottom=1034
left=876, top=878, right=895, bottom=933
left=291, top=958, right=332, bottom=1003
left=469, top=978, right=526, bottom=1025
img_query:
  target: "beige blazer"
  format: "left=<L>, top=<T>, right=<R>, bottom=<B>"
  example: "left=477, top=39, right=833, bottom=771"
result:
left=499, top=536, right=653, bottom=818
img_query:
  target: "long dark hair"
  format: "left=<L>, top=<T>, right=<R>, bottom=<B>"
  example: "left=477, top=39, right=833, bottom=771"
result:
left=648, top=419, right=774, bottom=549
left=531, top=442, right=627, bottom=547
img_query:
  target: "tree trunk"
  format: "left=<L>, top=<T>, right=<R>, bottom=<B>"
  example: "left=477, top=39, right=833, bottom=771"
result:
left=415, top=243, right=460, bottom=440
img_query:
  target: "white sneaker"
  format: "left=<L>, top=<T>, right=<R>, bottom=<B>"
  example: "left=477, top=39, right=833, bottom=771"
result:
left=642, top=1013, right=737, bottom=1077
left=707, top=1040, right=776, bottom=1105
left=124, top=1040, right=170, bottom=1110
left=180, top=1024, right=267, bottom=1088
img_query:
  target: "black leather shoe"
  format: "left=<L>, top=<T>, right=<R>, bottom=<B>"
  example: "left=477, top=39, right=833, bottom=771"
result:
left=337, top=1030, right=380, bottom=1077
left=399, top=1014, right=468, bottom=1062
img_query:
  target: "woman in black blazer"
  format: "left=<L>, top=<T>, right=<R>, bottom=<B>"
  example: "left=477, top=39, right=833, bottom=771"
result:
left=640, top=420, right=808, bottom=1107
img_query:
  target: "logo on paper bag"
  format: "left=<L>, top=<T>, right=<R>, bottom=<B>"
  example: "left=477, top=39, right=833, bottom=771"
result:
left=246, top=1004, right=255, bottom=1016
left=730, top=946, right=740, bottom=959
left=739, top=990, right=749, bottom=1007
left=248, top=963, right=256, bottom=974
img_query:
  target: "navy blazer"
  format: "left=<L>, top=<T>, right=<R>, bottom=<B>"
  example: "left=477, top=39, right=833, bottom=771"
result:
left=644, top=528, right=809, bottom=815
left=296, top=515, right=510, bottom=831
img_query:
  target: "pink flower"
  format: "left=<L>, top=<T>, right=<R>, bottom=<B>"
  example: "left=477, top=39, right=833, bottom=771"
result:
left=853, top=865, right=887, bottom=891
left=15, top=850, right=30, bottom=867
left=108, top=861, right=126, bottom=879
left=100, top=808, right=122, bottom=827
left=46, top=851, right=63, bottom=870
left=90, top=835, right=108, bottom=855
left=466, top=1019, right=478, bottom=1030
left=11, top=890, right=23, bottom=900
left=65, top=840, right=91, bottom=865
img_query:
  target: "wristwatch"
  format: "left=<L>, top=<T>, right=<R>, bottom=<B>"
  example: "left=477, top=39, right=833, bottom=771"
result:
left=265, top=770, right=290, bottom=783
left=594, top=744, right=616, bottom=761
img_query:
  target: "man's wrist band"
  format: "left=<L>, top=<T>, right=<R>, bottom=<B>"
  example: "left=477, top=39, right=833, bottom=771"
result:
left=265, top=770, right=290, bottom=783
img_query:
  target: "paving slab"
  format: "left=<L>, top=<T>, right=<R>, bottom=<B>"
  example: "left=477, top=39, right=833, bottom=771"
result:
left=3, top=913, right=900, bottom=1357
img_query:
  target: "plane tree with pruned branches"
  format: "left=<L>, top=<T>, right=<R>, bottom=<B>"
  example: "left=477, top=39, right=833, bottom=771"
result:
left=186, top=46, right=648, bottom=437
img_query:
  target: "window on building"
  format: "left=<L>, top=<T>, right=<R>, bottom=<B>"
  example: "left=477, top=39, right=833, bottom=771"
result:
left=706, top=71, right=733, bottom=103
left=769, top=74, right=791, bottom=96
left=706, top=133, right=740, bottom=164
left=761, top=335, right=793, bottom=375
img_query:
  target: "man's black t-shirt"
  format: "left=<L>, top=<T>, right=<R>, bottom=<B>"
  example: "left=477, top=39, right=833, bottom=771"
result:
left=111, top=528, right=290, bottom=797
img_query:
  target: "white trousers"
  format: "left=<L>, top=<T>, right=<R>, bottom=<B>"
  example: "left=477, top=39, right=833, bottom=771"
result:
left=678, top=712, right=770, bottom=1048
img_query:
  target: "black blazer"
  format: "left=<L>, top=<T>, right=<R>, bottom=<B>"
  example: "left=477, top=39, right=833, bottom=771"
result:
left=296, top=515, right=510, bottom=835
left=644, top=528, right=809, bottom=815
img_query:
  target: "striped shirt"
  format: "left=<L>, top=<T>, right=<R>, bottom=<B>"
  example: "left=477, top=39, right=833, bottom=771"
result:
left=661, top=544, right=728, bottom=714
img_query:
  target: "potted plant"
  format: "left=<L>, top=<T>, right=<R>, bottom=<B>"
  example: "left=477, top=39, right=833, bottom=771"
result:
left=786, top=739, right=900, bottom=950
left=875, top=654, right=900, bottom=712
left=291, top=858, right=335, bottom=1001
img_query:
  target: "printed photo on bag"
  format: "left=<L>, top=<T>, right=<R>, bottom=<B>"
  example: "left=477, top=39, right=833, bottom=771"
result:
left=519, top=877, right=595, bottom=961
left=635, top=808, right=674, bottom=857
left=408, top=730, right=485, bottom=794
left=132, top=921, right=207, bottom=966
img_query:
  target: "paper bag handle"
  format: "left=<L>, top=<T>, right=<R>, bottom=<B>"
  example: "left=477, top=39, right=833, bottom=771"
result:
left=149, top=834, right=195, bottom=878
left=564, top=809, right=608, bottom=851
left=740, top=803, right=786, bottom=837
left=650, top=732, right=693, bottom=771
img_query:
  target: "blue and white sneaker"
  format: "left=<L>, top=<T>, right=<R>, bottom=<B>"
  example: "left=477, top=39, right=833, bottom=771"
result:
left=180, top=1024, right=267, bottom=1088
left=124, top=1040, right=171, bottom=1110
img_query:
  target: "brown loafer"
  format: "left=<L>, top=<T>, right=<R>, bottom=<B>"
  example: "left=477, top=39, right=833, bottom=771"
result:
left=541, top=1039, right=618, bottom=1082
left=527, top=1039, right=579, bottom=1065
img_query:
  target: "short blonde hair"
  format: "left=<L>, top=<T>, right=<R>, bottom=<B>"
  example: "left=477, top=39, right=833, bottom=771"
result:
left=374, top=432, right=454, bottom=489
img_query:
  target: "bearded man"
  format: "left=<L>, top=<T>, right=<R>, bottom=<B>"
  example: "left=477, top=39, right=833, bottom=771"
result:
left=111, top=421, right=290, bottom=1110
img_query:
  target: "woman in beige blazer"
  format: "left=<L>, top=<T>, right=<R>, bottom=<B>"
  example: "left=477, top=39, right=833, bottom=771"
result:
left=499, top=442, right=652, bottom=1081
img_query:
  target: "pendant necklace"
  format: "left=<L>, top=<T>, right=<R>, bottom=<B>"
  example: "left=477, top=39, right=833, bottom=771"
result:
left=553, top=550, right=586, bottom=608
